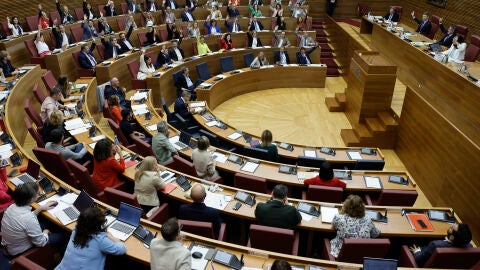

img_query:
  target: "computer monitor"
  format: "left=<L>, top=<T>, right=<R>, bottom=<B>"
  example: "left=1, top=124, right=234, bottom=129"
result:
left=243, top=146, right=269, bottom=161
left=363, top=257, right=398, bottom=270
left=297, top=156, right=326, bottom=168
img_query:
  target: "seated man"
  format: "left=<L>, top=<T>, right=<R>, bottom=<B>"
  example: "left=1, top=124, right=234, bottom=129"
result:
left=178, top=184, right=223, bottom=238
left=247, top=30, right=263, bottom=48
left=168, top=40, right=185, bottom=62
left=52, top=20, right=73, bottom=49
left=104, top=77, right=130, bottom=109
left=78, top=41, right=97, bottom=72
left=119, top=109, right=151, bottom=145
left=273, top=31, right=291, bottom=48
left=81, top=17, right=99, bottom=41
left=1, top=182, right=60, bottom=257
left=409, top=223, right=472, bottom=267
left=437, top=17, right=456, bottom=47
left=411, top=11, right=432, bottom=36
left=296, top=45, right=317, bottom=65
left=177, top=67, right=200, bottom=94
left=40, top=86, right=66, bottom=122
left=150, top=218, right=191, bottom=270
left=101, top=34, right=123, bottom=59
left=152, top=121, right=177, bottom=164
left=118, top=24, right=134, bottom=52
left=274, top=46, right=290, bottom=65
left=384, top=7, right=399, bottom=22
left=254, top=184, right=302, bottom=229
left=45, top=129, right=89, bottom=163
left=174, top=90, right=195, bottom=120
left=181, top=6, right=195, bottom=22
left=225, top=16, right=242, bottom=33
left=248, top=16, right=264, bottom=31
left=296, top=30, right=316, bottom=47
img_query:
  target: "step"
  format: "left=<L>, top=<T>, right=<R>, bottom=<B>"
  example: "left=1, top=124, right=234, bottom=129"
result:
left=341, top=129, right=361, bottom=146
left=321, top=59, right=339, bottom=68
left=335, top=92, right=346, bottom=103
left=315, top=30, right=327, bottom=37
left=321, top=52, right=333, bottom=58
left=325, top=97, right=344, bottom=112
left=353, top=123, right=372, bottom=139
left=377, top=111, right=399, bottom=131
left=365, top=117, right=386, bottom=134
left=316, top=37, right=328, bottom=43
left=312, top=18, right=324, bottom=23
left=326, top=68, right=341, bottom=77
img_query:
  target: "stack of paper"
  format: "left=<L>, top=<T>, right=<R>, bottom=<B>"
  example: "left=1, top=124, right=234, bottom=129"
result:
left=227, top=132, right=242, bottom=140
left=147, top=124, right=157, bottom=131
left=132, top=104, right=149, bottom=115
left=212, top=152, right=227, bottom=163
left=64, top=118, right=85, bottom=131
left=0, top=143, right=13, bottom=159
left=204, top=191, right=228, bottom=210
left=130, top=91, right=148, bottom=101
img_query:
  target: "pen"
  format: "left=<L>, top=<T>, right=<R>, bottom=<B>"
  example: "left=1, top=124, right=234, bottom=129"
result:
left=210, top=261, right=215, bottom=270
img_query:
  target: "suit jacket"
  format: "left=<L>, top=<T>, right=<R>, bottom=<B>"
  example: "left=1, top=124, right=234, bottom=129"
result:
left=296, top=46, right=317, bottom=64
left=227, top=6, right=240, bottom=18
left=104, top=5, right=117, bottom=17
left=164, top=0, right=179, bottom=9
left=126, top=0, right=141, bottom=13
left=273, top=51, right=290, bottom=64
left=168, top=47, right=185, bottom=61
left=178, top=202, right=223, bottom=237
left=384, top=12, right=399, bottom=22
left=254, top=200, right=302, bottom=229
left=83, top=1, right=97, bottom=19
left=56, top=2, right=75, bottom=24
left=155, top=51, right=172, bottom=68
left=438, top=24, right=455, bottom=47
left=181, top=11, right=195, bottom=21
left=152, top=132, right=177, bottom=164
left=101, top=37, right=123, bottom=59
left=273, top=35, right=291, bottom=47
left=248, top=20, right=264, bottom=31
left=185, top=0, right=197, bottom=11
left=78, top=43, right=97, bottom=69
left=104, top=85, right=128, bottom=109
left=81, top=22, right=98, bottom=40
left=251, top=0, right=262, bottom=5
left=145, top=1, right=159, bottom=11
left=52, top=27, right=73, bottom=49
left=247, top=32, right=263, bottom=47
left=118, top=25, right=134, bottom=52
left=177, top=74, right=196, bottom=91
left=414, top=17, right=432, bottom=35
left=225, top=20, right=241, bottom=32
left=98, top=21, right=112, bottom=34
left=150, top=238, right=191, bottom=270
left=174, top=97, right=191, bottom=119
left=414, top=239, right=473, bottom=267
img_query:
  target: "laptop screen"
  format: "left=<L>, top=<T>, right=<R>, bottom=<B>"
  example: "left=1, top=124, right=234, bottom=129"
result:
left=26, top=159, right=41, bottom=179
left=117, top=202, right=142, bottom=227
left=363, top=257, right=398, bottom=270
left=73, top=190, right=95, bottom=212
left=179, top=132, right=191, bottom=144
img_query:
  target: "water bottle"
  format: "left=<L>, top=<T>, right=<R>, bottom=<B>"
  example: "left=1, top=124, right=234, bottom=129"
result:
left=114, top=135, right=119, bottom=145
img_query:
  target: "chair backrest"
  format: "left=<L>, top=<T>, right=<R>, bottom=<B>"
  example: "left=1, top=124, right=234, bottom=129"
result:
left=132, top=136, right=154, bottom=157
left=196, top=62, right=212, bottom=81
left=107, top=118, right=132, bottom=147
left=70, top=26, right=84, bottom=42
left=249, top=224, right=296, bottom=254
left=376, top=189, right=418, bottom=206
left=392, top=6, right=402, bottom=21
left=297, top=156, right=326, bottom=168
left=305, top=16, right=312, bottom=30
left=97, top=5, right=105, bottom=16
left=234, top=173, right=268, bottom=194
left=41, top=70, right=57, bottom=92
left=430, top=15, right=440, bottom=26
left=66, top=159, right=103, bottom=199
left=116, top=16, right=127, bottom=31
left=199, top=129, right=219, bottom=148
left=470, top=35, right=480, bottom=47
left=32, top=147, right=78, bottom=188
left=72, top=51, right=81, bottom=67
left=220, top=56, right=234, bottom=72
left=120, top=3, right=128, bottom=15
left=423, top=247, right=480, bottom=268
left=96, top=43, right=105, bottom=61
left=427, top=22, right=439, bottom=39
left=270, top=18, right=277, bottom=30
left=159, top=28, right=168, bottom=42
left=337, top=238, right=391, bottom=264
left=137, top=32, right=147, bottom=45
left=74, top=8, right=84, bottom=22
left=1, top=21, right=11, bottom=36
left=172, top=69, right=184, bottom=90
left=456, top=24, right=468, bottom=39
left=161, top=97, right=175, bottom=122
left=24, top=98, right=43, bottom=128
left=49, top=12, right=61, bottom=25
left=357, top=3, right=369, bottom=16
left=25, top=16, right=39, bottom=32
left=306, top=185, right=343, bottom=203
left=103, top=187, right=145, bottom=217
left=355, top=159, right=385, bottom=170
left=32, top=83, right=47, bottom=104
left=49, top=31, right=58, bottom=51
left=24, top=39, right=39, bottom=57
left=464, top=44, right=480, bottom=62
left=103, top=99, right=113, bottom=119
left=172, top=155, right=198, bottom=176
left=192, top=41, right=198, bottom=55
left=24, top=117, right=45, bottom=148
left=127, top=60, right=140, bottom=78
left=243, top=52, right=254, bottom=67
left=178, top=219, right=216, bottom=239
left=243, top=146, right=269, bottom=160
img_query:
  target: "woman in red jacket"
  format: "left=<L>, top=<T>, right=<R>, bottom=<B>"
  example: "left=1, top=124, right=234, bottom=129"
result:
left=220, top=33, right=235, bottom=50
left=304, top=161, right=346, bottom=189
left=92, top=139, right=125, bottom=189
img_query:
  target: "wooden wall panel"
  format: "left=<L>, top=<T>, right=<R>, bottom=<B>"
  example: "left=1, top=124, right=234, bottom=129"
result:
left=308, top=0, right=399, bottom=18
left=396, top=87, right=480, bottom=246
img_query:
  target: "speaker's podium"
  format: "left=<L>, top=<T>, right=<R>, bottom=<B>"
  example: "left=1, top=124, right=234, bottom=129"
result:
left=340, top=51, right=399, bottom=148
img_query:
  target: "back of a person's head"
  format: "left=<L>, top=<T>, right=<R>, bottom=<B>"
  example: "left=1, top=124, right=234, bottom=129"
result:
left=190, top=184, right=207, bottom=203
left=319, top=162, right=334, bottom=181
left=271, top=259, right=292, bottom=270
left=134, top=156, right=157, bottom=181
left=13, top=182, right=38, bottom=206
left=108, top=95, right=119, bottom=107
left=453, top=224, right=472, bottom=247
left=74, top=207, right=105, bottom=248
left=156, top=121, right=167, bottom=133
left=50, top=85, right=62, bottom=97
left=121, top=108, right=131, bottom=120
left=261, top=129, right=272, bottom=146
left=197, top=136, right=210, bottom=150
left=341, top=194, right=365, bottom=218
left=49, top=128, right=63, bottom=144
left=49, top=110, right=64, bottom=126
left=161, top=218, right=180, bottom=242
left=272, top=184, right=288, bottom=200
left=93, top=138, right=112, bottom=161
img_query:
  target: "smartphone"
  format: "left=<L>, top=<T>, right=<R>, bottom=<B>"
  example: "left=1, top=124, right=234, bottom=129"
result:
left=232, top=202, right=242, bottom=211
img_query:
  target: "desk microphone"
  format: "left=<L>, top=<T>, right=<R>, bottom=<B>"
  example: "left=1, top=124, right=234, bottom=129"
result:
left=240, top=254, right=244, bottom=265
left=384, top=209, right=388, bottom=218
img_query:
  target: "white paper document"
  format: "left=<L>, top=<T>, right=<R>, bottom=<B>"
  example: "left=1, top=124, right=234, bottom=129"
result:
left=64, top=118, right=85, bottom=130
left=320, top=206, right=339, bottom=223
left=304, top=149, right=317, bottom=158
left=130, top=91, right=148, bottom=101
left=300, top=212, right=314, bottom=222
left=90, top=134, right=106, bottom=141
left=147, top=124, right=157, bottom=131
left=227, top=132, right=242, bottom=140
left=212, top=152, right=227, bottom=163
left=240, top=161, right=259, bottom=173
left=347, top=151, right=363, bottom=160
left=69, top=127, right=88, bottom=135
left=364, top=176, right=382, bottom=188
left=190, top=246, right=209, bottom=270
left=190, top=101, right=206, bottom=108
left=204, top=191, right=228, bottom=210
left=131, top=104, right=148, bottom=110
left=205, top=120, right=218, bottom=127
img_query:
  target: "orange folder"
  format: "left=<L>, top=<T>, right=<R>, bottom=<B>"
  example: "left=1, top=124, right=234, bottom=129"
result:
left=124, top=159, right=139, bottom=168
left=405, top=213, right=434, bottom=232
left=161, top=183, right=177, bottom=194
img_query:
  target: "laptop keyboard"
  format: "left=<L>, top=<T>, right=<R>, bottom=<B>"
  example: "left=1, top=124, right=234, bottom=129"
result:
left=175, top=141, right=188, bottom=149
left=64, top=207, right=79, bottom=220
left=18, top=174, right=35, bottom=183
left=111, top=222, right=135, bottom=234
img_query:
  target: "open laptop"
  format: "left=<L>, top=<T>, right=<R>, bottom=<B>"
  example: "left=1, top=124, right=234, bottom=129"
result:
left=363, top=257, right=398, bottom=270
left=172, top=132, right=192, bottom=150
left=54, top=190, right=95, bottom=225
left=429, top=43, right=443, bottom=53
left=107, top=202, right=143, bottom=241
left=10, top=159, right=41, bottom=186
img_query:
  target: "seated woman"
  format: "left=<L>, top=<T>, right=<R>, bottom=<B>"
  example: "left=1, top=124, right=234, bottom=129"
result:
left=255, top=129, right=278, bottom=161
left=187, top=21, right=201, bottom=37
left=42, top=110, right=74, bottom=144
left=143, top=12, right=155, bottom=27
left=304, top=162, right=346, bottom=189
left=249, top=3, right=263, bottom=17
left=55, top=207, right=126, bottom=270
left=210, top=5, right=223, bottom=20
left=167, top=23, right=183, bottom=41
left=108, top=95, right=122, bottom=124
left=38, top=4, right=51, bottom=29
left=442, top=35, right=467, bottom=63
left=220, top=33, right=235, bottom=50
left=137, top=51, right=155, bottom=79
left=143, top=26, right=161, bottom=46
left=192, top=136, right=219, bottom=181
left=92, top=139, right=125, bottom=189
left=0, top=50, right=19, bottom=78
left=295, top=16, right=306, bottom=31
left=250, top=51, right=269, bottom=68
left=134, top=156, right=166, bottom=213
left=196, top=35, right=212, bottom=55
left=204, top=17, right=222, bottom=35
left=330, top=195, right=381, bottom=258
left=270, top=3, right=283, bottom=17
left=57, top=75, right=77, bottom=105
left=35, top=25, right=51, bottom=57
left=275, top=16, right=287, bottom=30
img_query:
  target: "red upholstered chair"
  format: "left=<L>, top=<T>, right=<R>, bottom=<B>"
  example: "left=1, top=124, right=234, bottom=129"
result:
left=270, top=18, right=277, bottom=30
left=116, top=16, right=127, bottom=31
left=302, top=185, right=343, bottom=203
left=234, top=173, right=269, bottom=194
left=120, top=3, right=128, bottom=15
left=357, top=3, right=369, bottom=17
left=137, top=32, right=148, bottom=46
left=66, top=159, right=113, bottom=201
left=426, top=22, right=439, bottom=39
left=98, top=5, right=105, bottom=16
left=25, top=16, right=39, bottom=32
left=96, top=43, right=105, bottom=61
left=247, top=224, right=299, bottom=255
left=471, top=35, right=480, bottom=47
left=365, top=189, right=418, bottom=206
left=70, top=26, right=84, bottom=42
left=323, top=238, right=391, bottom=263
left=398, top=245, right=480, bottom=268
left=107, top=118, right=138, bottom=152
left=192, top=41, right=198, bottom=55
left=1, top=21, right=11, bottom=36
left=132, top=136, right=155, bottom=157
left=24, top=117, right=45, bottom=148
left=74, top=8, right=85, bottom=22
left=392, top=6, right=403, bottom=21
left=12, top=245, right=56, bottom=270
left=456, top=24, right=468, bottom=39
left=24, top=39, right=45, bottom=68
left=127, top=60, right=147, bottom=89
left=49, top=11, right=61, bottom=25
left=41, top=70, right=57, bottom=92
left=178, top=219, right=227, bottom=241
left=181, top=25, right=188, bottom=37
left=305, top=16, right=312, bottom=31
left=103, top=187, right=170, bottom=224
left=49, top=31, right=58, bottom=52
left=166, top=155, right=222, bottom=183
left=72, top=51, right=95, bottom=77
left=464, top=41, right=480, bottom=62
left=430, top=15, right=440, bottom=26
left=32, top=83, right=47, bottom=104
left=32, top=147, right=80, bottom=188
left=24, top=98, right=43, bottom=128
left=159, top=28, right=168, bottom=42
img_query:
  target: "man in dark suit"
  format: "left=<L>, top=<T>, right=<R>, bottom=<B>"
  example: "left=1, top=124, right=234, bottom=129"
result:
left=178, top=184, right=223, bottom=238
left=181, top=6, right=195, bottom=22
left=101, top=35, right=123, bottom=59
left=248, top=16, right=264, bottom=31
left=126, top=0, right=141, bottom=13
left=56, top=0, right=75, bottom=25
left=155, top=45, right=173, bottom=68
left=81, top=18, right=99, bottom=40
left=78, top=40, right=97, bottom=71
left=384, top=7, right=399, bottom=22
left=185, top=0, right=197, bottom=12
left=411, top=11, right=431, bottom=36
left=104, top=0, right=118, bottom=17
left=225, top=16, right=241, bottom=33
left=118, top=24, right=134, bottom=52
left=168, top=40, right=185, bottom=61
left=409, top=224, right=472, bottom=267
left=105, top=77, right=130, bottom=109
left=250, top=0, right=262, bottom=5
left=296, top=45, right=317, bottom=64
left=255, top=184, right=301, bottom=229
left=227, top=4, right=240, bottom=18
left=174, top=90, right=194, bottom=120
left=177, top=67, right=199, bottom=93
left=326, top=0, right=336, bottom=16
left=145, top=0, right=159, bottom=12
left=52, top=21, right=73, bottom=49
left=164, top=0, right=179, bottom=10
left=247, top=31, right=263, bottom=48
left=274, top=46, right=290, bottom=65
left=437, top=17, right=456, bottom=47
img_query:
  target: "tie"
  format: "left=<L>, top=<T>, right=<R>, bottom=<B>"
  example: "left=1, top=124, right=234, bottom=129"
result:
left=255, top=22, right=260, bottom=31
left=17, top=25, right=22, bottom=35
left=420, top=22, right=426, bottom=32
left=86, top=53, right=96, bottom=66
left=305, top=55, right=310, bottom=64
left=389, top=14, right=393, bottom=21
left=303, top=38, right=307, bottom=47
left=233, top=23, right=237, bottom=32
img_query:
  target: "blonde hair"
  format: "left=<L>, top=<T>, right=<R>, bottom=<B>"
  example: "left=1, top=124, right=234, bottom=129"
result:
left=134, top=156, right=157, bottom=181
left=49, top=110, right=64, bottom=126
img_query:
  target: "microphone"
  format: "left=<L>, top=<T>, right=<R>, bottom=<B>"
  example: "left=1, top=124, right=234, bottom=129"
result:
left=384, top=209, right=388, bottom=218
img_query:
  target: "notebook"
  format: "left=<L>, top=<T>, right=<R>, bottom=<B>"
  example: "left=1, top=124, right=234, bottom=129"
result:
left=107, top=202, right=143, bottom=241
left=405, top=213, right=434, bottom=232
left=54, top=190, right=95, bottom=225
left=363, top=257, right=398, bottom=270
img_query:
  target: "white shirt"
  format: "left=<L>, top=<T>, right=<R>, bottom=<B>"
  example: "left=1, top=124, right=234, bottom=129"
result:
left=232, top=23, right=238, bottom=32
left=186, top=12, right=194, bottom=21
left=185, top=75, right=193, bottom=87
left=87, top=10, right=94, bottom=20
left=280, top=52, right=287, bottom=64
left=1, top=204, right=49, bottom=256
left=443, top=42, right=467, bottom=62
left=137, top=54, right=155, bottom=79
left=254, top=22, right=261, bottom=31
left=61, top=32, right=69, bottom=47
left=165, top=13, right=175, bottom=24
left=252, top=38, right=258, bottom=48
left=211, top=27, right=218, bottom=35
left=8, top=23, right=23, bottom=36
left=124, top=39, right=133, bottom=49
left=35, top=40, right=50, bottom=55
left=174, top=48, right=183, bottom=61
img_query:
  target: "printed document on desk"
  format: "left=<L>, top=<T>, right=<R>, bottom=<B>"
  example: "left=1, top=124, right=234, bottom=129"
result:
left=320, top=206, right=339, bottom=223
left=212, top=152, right=227, bottom=163
left=364, top=176, right=382, bottom=189
left=227, top=132, right=242, bottom=140
left=204, top=191, right=228, bottom=210
left=240, top=161, right=259, bottom=173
